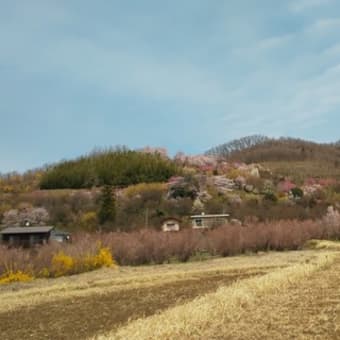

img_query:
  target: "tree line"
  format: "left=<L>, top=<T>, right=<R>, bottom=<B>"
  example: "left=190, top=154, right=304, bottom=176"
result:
left=39, top=148, right=179, bottom=189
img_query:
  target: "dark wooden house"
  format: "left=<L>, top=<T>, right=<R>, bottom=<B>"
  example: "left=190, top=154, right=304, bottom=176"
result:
left=0, top=226, right=55, bottom=247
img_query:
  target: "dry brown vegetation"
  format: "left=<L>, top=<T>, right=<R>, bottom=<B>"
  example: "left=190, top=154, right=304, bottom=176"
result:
left=262, top=160, right=340, bottom=183
left=1, top=211, right=340, bottom=281
left=104, top=219, right=338, bottom=265
left=0, top=238, right=114, bottom=283
left=1, top=247, right=336, bottom=340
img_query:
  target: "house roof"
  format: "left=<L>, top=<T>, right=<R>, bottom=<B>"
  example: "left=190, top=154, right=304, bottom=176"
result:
left=0, top=226, right=55, bottom=235
left=190, top=214, right=230, bottom=219
left=51, top=229, right=70, bottom=236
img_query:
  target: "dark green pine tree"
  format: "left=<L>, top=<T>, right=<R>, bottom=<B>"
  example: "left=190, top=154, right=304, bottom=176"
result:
left=98, top=185, right=116, bottom=225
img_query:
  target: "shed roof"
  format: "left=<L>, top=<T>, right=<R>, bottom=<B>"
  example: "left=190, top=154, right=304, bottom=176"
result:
left=161, top=217, right=181, bottom=223
left=0, top=226, right=55, bottom=235
left=190, top=214, right=229, bottom=219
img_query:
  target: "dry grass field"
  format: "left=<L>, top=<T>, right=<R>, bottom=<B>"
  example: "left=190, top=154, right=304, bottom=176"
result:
left=0, top=243, right=339, bottom=340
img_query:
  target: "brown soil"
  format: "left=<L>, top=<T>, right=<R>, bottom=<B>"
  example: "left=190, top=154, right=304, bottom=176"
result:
left=0, top=271, right=264, bottom=340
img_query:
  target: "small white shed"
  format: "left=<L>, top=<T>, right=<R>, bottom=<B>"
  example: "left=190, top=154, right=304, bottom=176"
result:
left=161, top=218, right=181, bottom=232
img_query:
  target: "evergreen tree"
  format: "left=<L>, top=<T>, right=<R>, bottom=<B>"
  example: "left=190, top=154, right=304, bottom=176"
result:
left=98, top=185, right=116, bottom=225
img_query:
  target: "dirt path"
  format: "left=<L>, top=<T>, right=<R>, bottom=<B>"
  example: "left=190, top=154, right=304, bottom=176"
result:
left=0, top=271, right=264, bottom=340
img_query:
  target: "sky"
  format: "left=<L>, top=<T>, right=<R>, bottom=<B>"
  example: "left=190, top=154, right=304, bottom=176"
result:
left=1, top=0, right=340, bottom=172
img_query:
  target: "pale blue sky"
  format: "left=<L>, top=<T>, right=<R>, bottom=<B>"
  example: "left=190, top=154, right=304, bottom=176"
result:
left=1, top=0, right=340, bottom=172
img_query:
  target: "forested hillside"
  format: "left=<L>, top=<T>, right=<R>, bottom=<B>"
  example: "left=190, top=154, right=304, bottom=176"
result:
left=39, top=148, right=179, bottom=189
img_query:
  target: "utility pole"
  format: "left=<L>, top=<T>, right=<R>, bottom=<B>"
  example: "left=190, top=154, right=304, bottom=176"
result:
left=145, top=207, right=149, bottom=228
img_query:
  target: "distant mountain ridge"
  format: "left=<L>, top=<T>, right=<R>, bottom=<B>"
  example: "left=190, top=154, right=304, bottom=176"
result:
left=206, top=135, right=340, bottom=164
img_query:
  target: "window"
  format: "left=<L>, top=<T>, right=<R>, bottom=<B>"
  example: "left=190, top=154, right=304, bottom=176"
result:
left=195, top=219, right=202, bottom=227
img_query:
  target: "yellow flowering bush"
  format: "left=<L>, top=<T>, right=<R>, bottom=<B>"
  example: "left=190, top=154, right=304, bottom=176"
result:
left=51, top=251, right=75, bottom=277
left=84, top=247, right=115, bottom=270
left=0, top=238, right=117, bottom=284
left=96, top=247, right=115, bottom=267
left=0, top=271, right=33, bottom=285
left=50, top=247, right=115, bottom=277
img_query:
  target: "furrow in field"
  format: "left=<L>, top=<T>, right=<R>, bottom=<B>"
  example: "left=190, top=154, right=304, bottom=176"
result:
left=0, top=271, right=264, bottom=340
left=102, top=252, right=338, bottom=340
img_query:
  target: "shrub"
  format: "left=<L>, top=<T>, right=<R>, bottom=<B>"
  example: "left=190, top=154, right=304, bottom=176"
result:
left=1, top=208, right=340, bottom=283
left=291, top=187, right=304, bottom=199
left=0, top=271, right=33, bottom=285
left=0, top=242, right=117, bottom=283
left=170, top=185, right=197, bottom=199
left=124, top=182, right=166, bottom=199
left=51, top=251, right=75, bottom=277
left=79, top=211, right=98, bottom=231
left=98, top=212, right=340, bottom=265
left=264, top=192, right=278, bottom=202
left=84, top=247, right=114, bottom=270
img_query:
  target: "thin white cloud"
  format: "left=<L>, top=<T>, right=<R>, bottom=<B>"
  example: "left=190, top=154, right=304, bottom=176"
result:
left=219, top=51, right=340, bottom=138
left=290, top=0, right=333, bottom=13
left=256, top=34, right=294, bottom=50
left=232, top=33, right=294, bottom=56
left=324, top=45, right=340, bottom=58
left=307, top=18, right=340, bottom=34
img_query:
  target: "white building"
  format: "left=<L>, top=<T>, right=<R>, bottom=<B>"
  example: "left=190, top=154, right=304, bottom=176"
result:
left=190, top=213, right=229, bottom=229
left=161, top=218, right=181, bottom=232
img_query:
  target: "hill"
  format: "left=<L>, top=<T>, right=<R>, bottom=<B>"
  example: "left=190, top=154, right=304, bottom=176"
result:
left=1, top=138, right=340, bottom=232
left=206, top=135, right=340, bottom=163
left=206, top=135, right=340, bottom=181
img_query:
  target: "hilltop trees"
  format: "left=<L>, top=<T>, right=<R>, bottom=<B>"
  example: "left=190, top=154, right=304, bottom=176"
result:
left=206, top=135, right=270, bottom=158
left=39, top=148, right=179, bottom=189
left=206, top=136, right=340, bottom=164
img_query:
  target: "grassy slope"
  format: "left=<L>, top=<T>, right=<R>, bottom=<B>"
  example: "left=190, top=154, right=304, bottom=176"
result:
left=0, top=248, right=338, bottom=339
